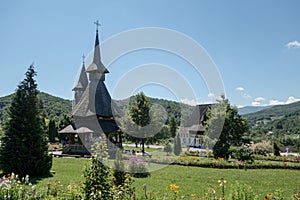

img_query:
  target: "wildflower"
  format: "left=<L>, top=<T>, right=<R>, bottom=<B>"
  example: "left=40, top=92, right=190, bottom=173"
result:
left=25, top=175, right=30, bottom=184
left=218, top=178, right=227, bottom=187
left=267, top=193, right=272, bottom=197
left=170, top=184, right=179, bottom=190
left=32, top=185, right=36, bottom=197
left=191, top=193, right=197, bottom=197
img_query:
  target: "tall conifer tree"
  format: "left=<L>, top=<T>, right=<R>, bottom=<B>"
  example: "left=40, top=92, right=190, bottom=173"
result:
left=0, top=65, right=52, bottom=177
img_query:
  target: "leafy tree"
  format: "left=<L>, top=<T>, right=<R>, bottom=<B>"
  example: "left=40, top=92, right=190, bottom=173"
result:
left=58, top=114, right=73, bottom=131
left=205, top=95, right=248, bottom=159
left=83, top=137, right=112, bottom=200
left=58, top=114, right=73, bottom=140
left=0, top=65, right=52, bottom=177
left=48, top=119, right=56, bottom=143
left=129, top=92, right=151, bottom=153
left=169, top=115, right=177, bottom=138
left=173, top=133, right=182, bottom=156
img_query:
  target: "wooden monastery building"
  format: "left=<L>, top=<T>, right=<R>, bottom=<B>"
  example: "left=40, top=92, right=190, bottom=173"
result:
left=59, top=24, right=122, bottom=155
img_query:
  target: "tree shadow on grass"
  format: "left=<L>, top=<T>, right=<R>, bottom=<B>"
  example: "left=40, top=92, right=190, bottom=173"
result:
left=29, top=171, right=55, bottom=185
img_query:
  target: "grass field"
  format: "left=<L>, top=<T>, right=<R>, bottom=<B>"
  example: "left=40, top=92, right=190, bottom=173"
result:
left=33, top=157, right=300, bottom=198
left=133, top=165, right=300, bottom=198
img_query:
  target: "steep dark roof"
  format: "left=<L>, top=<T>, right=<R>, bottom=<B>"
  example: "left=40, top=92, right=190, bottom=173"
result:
left=184, top=104, right=214, bottom=127
left=72, top=81, right=123, bottom=117
left=76, top=127, right=93, bottom=134
left=73, top=64, right=88, bottom=91
left=59, top=124, right=77, bottom=134
left=86, top=30, right=109, bottom=74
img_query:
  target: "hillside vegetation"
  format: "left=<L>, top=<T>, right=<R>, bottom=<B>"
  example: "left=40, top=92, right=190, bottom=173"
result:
left=0, top=92, right=194, bottom=127
left=244, top=101, right=300, bottom=151
left=0, top=92, right=72, bottom=124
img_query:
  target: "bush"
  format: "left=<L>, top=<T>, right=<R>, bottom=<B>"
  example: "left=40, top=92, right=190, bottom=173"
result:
left=127, top=157, right=149, bottom=178
left=228, top=182, right=259, bottom=200
left=231, top=146, right=254, bottom=163
left=164, top=143, right=172, bottom=156
left=250, top=140, right=273, bottom=156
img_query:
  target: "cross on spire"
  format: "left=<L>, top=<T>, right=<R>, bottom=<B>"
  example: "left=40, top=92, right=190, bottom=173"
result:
left=94, top=20, right=101, bottom=32
left=82, top=53, right=85, bottom=64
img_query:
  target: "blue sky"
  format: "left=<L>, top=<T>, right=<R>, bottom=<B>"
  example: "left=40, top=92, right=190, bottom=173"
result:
left=1, top=0, right=300, bottom=107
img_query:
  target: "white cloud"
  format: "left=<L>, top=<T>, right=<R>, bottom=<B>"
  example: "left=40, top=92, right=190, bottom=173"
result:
left=286, top=40, right=300, bottom=49
left=180, top=98, right=198, bottom=106
left=286, top=96, right=300, bottom=104
left=251, top=101, right=262, bottom=106
left=254, top=97, right=265, bottom=102
left=208, top=93, right=215, bottom=98
left=236, top=87, right=244, bottom=92
left=236, top=86, right=251, bottom=99
left=269, top=96, right=300, bottom=106
left=250, top=96, right=299, bottom=107
left=269, top=99, right=284, bottom=106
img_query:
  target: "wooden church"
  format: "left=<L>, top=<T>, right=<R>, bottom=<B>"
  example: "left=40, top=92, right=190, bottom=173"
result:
left=59, top=22, right=123, bottom=155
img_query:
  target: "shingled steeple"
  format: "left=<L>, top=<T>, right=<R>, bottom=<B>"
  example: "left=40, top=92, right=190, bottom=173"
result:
left=86, top=20, right=109, bottom=81
left=73, top=22, right=122, bottom=128
left=73, top=56, right=88, bottom=104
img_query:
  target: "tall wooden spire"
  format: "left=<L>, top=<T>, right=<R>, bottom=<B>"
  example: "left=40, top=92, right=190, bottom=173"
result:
left=86, top=21, right=109, bottom=81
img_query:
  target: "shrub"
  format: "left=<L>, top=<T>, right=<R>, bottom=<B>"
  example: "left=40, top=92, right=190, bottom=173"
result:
left=273, top=142, right=281, bottom=156
left=127, top=157, right=149, bottom=178
left=231, top=146, right=254, bottom=163
left=83, top=139, right=113, bottom=200
left=250, top=140, right=273, bottom=156
left=0, top=173, right=33, bottom=199
left=164, top=143, right=172, bottom=156
left=228, top=181, right=259, bottom=200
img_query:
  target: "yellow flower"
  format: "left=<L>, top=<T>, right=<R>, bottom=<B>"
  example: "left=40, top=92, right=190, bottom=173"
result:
left=170, top=184, right=179, bottom=190
left=267, top=193, right=272, bottom=197
left=191, top=193, right=197, bottom=197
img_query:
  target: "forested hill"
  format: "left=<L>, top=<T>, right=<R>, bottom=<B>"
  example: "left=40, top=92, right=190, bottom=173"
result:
left=244, top=101, right=300, bottom=125
left=244, top=101, right=300, bottom=137
left=0, top=92, right=194, bottom=126
left=0, top=92, right=72, bottom=124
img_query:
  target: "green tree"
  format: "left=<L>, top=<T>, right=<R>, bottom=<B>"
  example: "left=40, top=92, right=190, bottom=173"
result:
left=169, top=115, right=177, bottom=138
left=173, top=133, right=182, bottom=156
left=205, top=95, right=248, bottom=159
left=58, top=114, right=73, bottom=131
left=129, top=92, right=151, bottom=153
left=83, top=136, right=112, bottom=200
left=0, top=65, right=52, bottom=177
left=48, top=119, right=56, bottom=143
left=58, top=114, right=73, bottom=140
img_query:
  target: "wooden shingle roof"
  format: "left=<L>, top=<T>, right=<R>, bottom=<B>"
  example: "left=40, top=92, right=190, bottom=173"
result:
left=72, top=81, right=122, bottom=118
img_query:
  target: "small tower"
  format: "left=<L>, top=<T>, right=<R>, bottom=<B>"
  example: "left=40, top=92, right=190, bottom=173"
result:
left=72, top=56, right=88, bottom=105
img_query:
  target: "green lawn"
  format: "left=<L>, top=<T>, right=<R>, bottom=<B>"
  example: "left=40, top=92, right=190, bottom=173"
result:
left=33, top=157, right=87, bottom=189
left=133, top=165, right=300, bottom=198
left=35, top=157, right=300, bottom=198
